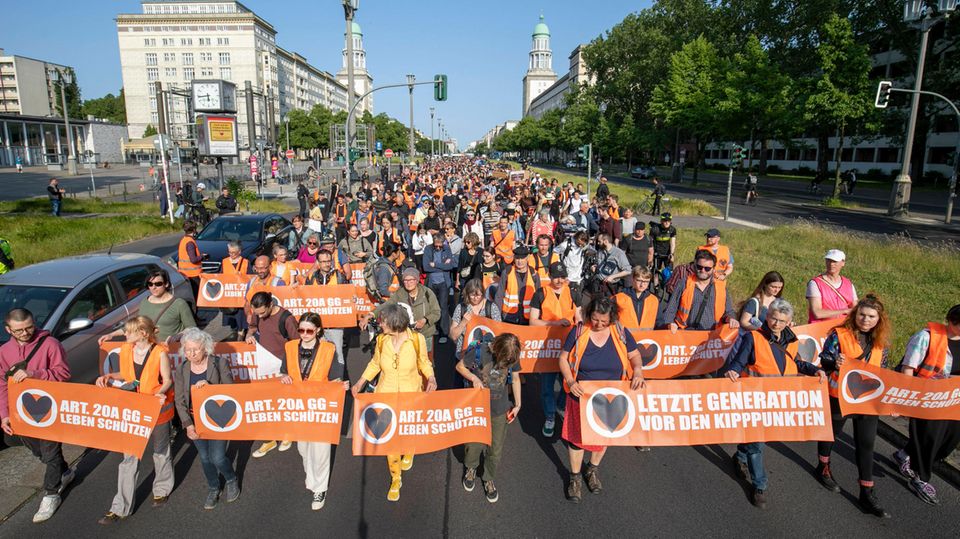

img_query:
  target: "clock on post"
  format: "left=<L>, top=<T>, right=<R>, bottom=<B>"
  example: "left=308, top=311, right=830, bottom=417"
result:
left=191, top=80, right=237, bottom=113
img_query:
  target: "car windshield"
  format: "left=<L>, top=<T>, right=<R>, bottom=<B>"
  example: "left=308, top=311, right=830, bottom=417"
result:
left=196, top=219, right=261, bottom=243
left=0, top=285, right=71, bottom=343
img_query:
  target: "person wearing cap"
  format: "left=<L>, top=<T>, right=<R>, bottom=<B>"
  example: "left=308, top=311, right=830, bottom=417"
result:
left=660, top=249, right=738, bottom=332
left=495, top=245, right=540, bottom=325
left=530, top=262, right=582, bottom=437
left=506, top=203, right=525, bottom=240
left=698, top=229, right=733, bottom=281
left=491, top=216, right=517, bottom=265
left=622, top=222, right=653, bottom=270
left=369, top=266, right=441, bottom=354
left=806, top=249, right=858, bottom=323
left=423, top=233, right=456, bottom=344
left=461, top=206, right=485, bottom=247
left=527, top=234, right=560, bottom=282
left=649, top=212, right=676, bottom=280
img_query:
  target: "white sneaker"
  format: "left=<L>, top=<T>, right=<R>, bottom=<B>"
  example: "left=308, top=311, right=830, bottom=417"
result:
left=312, top=491, right=326, bottom=510
left=33, top=495, right=61, bottom=523
left=278, top=440, right=293, bottom=452
left=58, top=468, right=75, bottom=495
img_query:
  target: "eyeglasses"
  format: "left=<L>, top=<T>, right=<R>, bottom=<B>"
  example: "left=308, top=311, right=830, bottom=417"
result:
left=695, top=264, right=715, bottom=272
left=636, top=279, right=651, bottom=285
left=147, top=281, right=166, bottom=288
left=297, top=327, right=316, bottom=335
left=307, top=242, right=319, bottom=246
left=8, top=326, right=35, bottom=334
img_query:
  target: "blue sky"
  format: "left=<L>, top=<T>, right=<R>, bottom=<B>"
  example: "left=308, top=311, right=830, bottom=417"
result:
left=3, top=0, right=650, bottom=146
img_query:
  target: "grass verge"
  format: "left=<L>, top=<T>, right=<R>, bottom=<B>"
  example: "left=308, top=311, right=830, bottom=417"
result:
left=0, top=197, right=294, bottom=215
left=673, top=219, right=960, bottom=362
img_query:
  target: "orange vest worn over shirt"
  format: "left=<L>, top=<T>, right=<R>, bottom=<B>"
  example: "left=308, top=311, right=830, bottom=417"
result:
left=539, top=284, right=576, bottom=323
left=744, top=332, right=799, bottom=377
left=563, top=325, right=632, bottom=393
left=177, top=236, right=202, bottom=278
left=527, top=252, right=560, bottom=282
left=917, top=323, right=950, bottom=379
left=676, top=275, right=726, bottom=329
left=698, top=243, right=732, bottom=278
left=501, top=268, right=536, bottom=318
left=284, top=339, right=336, bottom=383
left=615, top=292, right=658, bottom=330
left=335, top=204, right=347, bottom=223
left=270, top=261, right=296, bottom=286
left=221, top=256, right=249, bottom=275
left=492, top=229, right=516, bottom=265
left=119, top=342, right=175, bottom=424
left=829, top=326, right=884, bottom=397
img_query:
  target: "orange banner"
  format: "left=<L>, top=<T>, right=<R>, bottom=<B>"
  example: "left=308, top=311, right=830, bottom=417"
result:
left=192, top=381, right=345, bottom=443
left=578, top=377, right=833, bottom=447
left=198, top=274, right=250, bottom=308
left=838, top=360, right=960, bottom=421
left=287, top=262, right=315, bottom=284
left=628, top=325, right=739, bottom=379
left=461, top=316, right=569, bottom=373
left=268, top=285, right=357, bottom=327
left=7, top=379, right=163, bottom=458
left=350, top=264, right=375, bottom=319
left=352, top=389, right=491, bottom=456
left=791, top=320, right=842, bottom=365
left=100, top=341, right=282, bottom=382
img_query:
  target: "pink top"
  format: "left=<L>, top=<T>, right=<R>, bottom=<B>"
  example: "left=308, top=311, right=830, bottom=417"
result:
left=807, top=275, right=855, bottom=323
left=297, top=248, right=319, bottom=264
left=0, top=330, right=70, bottom=419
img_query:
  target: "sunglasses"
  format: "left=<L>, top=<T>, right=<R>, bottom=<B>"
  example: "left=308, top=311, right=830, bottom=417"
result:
left=298, top=327, right=316, bottom=335
left=695, top=264, right=715, bottom=272
left=307, top=241, right=319, bottom=246
left=147, top=281, right=166, bottom=288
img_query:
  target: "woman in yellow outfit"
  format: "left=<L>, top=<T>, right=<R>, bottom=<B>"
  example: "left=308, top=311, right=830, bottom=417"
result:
left=352, top=303, right=437, bottom=502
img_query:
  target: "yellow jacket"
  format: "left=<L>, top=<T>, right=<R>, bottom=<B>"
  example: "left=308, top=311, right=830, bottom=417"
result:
left=361, top=330, right=434, bottom=393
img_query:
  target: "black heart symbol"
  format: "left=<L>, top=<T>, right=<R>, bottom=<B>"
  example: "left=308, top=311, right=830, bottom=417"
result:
left=638, top=343, right=659, bottom=366
left=204, top=399, right=237, bottom=428
left=205, top=281, right=222, bottom=298
left=591, top=394, right=629, bottom=432
left=21, top=393, right=52, bottom=423
left=797, top=339, right=817, bottom=363
left=846, top=372, right=881, bottom=399
left=363, top=407, right=393, bottom=440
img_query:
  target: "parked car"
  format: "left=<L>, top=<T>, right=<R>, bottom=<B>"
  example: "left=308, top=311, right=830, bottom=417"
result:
left=565, top=160, right=579, bottom=169
left=0, top=253, right=195, bottom=383
left=630, top=166, right=657, bottom=179
left=172, top=213, right=294, bottom=273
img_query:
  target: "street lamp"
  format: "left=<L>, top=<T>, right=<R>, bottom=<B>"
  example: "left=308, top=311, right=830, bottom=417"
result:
left=343, top=0, right=359, bottom=187
left=430, top=106, right=435, bottom=160
left=55, top=69, right=77, bottom=175
left=407, top=74, right=416, bottom=162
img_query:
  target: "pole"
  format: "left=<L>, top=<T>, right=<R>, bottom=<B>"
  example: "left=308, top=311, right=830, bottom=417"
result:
left=947, top=139, right=958, bottom=224
left=216, top=157, right=224, bottom=192
left=155, top=82, right=174, bottom=223
left=889, top=19, right=931, bottom=217
left=244, top=80, right=256, bottom=156
left=724, top=167, right=733, bottom=221
left=89, top=163, right=96, bottom=194
left=430, top=107, right=435, bottom=160
left=57, top=71, right=77, bottom=175
left=344, top=5, right=357, bottom=191
left=586, top=143, right=593, bottom=198
left=407, top=74, right=416, bottom=162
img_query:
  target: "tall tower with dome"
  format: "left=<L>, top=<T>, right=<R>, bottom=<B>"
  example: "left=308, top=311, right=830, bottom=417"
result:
left=522, top=15, right=557, bottom=117
left=337, top=21, right=374, bottom=113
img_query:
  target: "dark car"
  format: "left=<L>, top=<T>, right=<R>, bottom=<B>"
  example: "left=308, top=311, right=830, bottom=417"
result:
left=630, top=166, right=657, bottom=179
left=173, top=213, right=294, bottom=273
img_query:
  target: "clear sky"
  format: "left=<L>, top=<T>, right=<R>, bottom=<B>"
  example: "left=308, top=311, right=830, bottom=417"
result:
left=2, top=0, right=650, bottom=147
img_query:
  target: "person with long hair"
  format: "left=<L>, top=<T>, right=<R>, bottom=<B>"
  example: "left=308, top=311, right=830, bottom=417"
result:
left=738, top=271, right=785, bottom=330
left=450, top=278, right=502, bottom=351
left=815, top=294, right=891, bottom=518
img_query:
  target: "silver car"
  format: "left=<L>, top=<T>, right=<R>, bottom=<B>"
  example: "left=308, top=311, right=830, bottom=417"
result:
left=0, top=253, right=194, bottom=383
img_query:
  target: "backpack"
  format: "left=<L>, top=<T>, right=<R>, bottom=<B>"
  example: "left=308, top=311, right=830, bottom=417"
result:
left=277, top=310, right=294, bottom=340
left=666, top=262, right=694, bottom=296
left=364, top=258, right=395, bottom=302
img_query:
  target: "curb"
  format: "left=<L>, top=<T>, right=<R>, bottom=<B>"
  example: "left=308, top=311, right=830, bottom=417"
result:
left=0, top=447, right=90, bottom=524
left=876, top=417, right=960, bottom=490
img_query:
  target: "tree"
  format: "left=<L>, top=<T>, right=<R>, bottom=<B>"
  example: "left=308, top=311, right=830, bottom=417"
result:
left=82, top=89, right=126, bottom=124
left=804, top=14, right=874, bottom=197
left=53, top=68, right=82, bottom=119
left=142, top=124, right=158, bottom=137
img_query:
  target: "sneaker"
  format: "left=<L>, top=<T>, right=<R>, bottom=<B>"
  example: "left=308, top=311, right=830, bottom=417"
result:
left=224, top=480, right=241, bottom=503
left=438, top=337, right=449, bottom=344
left=204, top=489, right=220, bottom=510
left=566, top=474, right=582, bottom=503
left=893, top=450, right=916, bottom=479
left=278, top=440, right=293, bottom=452
left=462, top=467, right=477, bottom=492
left=542, top=417, right=555, bottom=438
left=58, top=468, right=75, bottom=495
left=483, top=480, right=499, bottom=503
left=252, top=441, right=277, bottom=458
left=732, top=456, right=750, bottom=481
left=858, top=486, right=891, bottom=518
left=400, top=455, right=414, bottom=471
left=908, top=477, right=940, bottom=506
left=634, top=446, right=651, bottom=452
left=311, top=491, right=326, bottom=511
left=152, top=495, right=169, bottom=507
left=97, top=511, right=123, bottom=525
left=816, top=462, right=840, bottom=493
left=583, top=464, right=602, bottom=494
left=751, top=488, right=767, bottom=509
left=387, top=479, right=402, bottom=502
left=32, top=495, right=61, bottom=523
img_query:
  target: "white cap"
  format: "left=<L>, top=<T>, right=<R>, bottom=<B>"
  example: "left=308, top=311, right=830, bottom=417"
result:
left=196, top=182, right=206, bottom=190
left=824, top=249, right=845, bottom=262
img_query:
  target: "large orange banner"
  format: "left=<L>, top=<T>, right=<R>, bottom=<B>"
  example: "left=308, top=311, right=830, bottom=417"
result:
left=100, top=341, right=282, bottom=382
left=352, top=389, right=491, bottom=456
left=350, top=264, right=375, bottom=319
left=791, top=320, right=842, bottom=365
left=838, top=360, right=960, bottom=421
left=628, top=325, right=739, bottom=378
left=578, top=377, right=833, bottom=447
left=268, top=284, right=357, bottom=327
left=7, top=379, right=163, bottom=458
left=461, top=316, right=569, bottom=372
left=192, top=381, right=345, bottom=443
left=198, top=274, right=250, bottom=308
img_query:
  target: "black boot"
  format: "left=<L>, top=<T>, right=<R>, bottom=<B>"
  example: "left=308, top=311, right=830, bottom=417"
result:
left=816, top=462, right=840, bottom=493
left=859, top=486, right=891, bottom=518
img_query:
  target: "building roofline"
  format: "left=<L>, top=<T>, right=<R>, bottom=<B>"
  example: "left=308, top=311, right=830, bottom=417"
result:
left=0, top=113, right=90, bottom=125
left=0, top=53, right=72, bottom=69
left=116, top=12, right=276, bottom=33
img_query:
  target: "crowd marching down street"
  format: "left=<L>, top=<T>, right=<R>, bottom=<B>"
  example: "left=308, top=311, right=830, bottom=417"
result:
left=2, top=157, right=959, bottom=526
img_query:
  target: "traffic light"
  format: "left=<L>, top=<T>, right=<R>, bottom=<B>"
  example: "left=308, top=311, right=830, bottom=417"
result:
left=578, top=145, right=589, bottom=161
left=875, top=81, right=893, bottom=109
left=434, top=74, right=447, bottom=101
left=730, top=145, right=744, bottom=167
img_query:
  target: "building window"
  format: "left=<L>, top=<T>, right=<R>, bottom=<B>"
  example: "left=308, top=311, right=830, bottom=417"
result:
left=182, top=53, right=193, bottom=65
left=218, top=37, right=230, bottom=45
left=219, top=53, right=230, bottom=65
left=200, top=52, right=212, bottom=62
left=151, top=112, right=159, bottom=123
left=165, top=67, right=177, bottom=77
left=164, top=52, right=175, bottom=62
left=199, top=37, right=211, bottom=46
left=181, top=38, right=193, bottom=46
left=145, top=53, right=157, bottom=66
left=162, top=38, right=174, bottom=46
left=144, top=38, right=156, bottom=47
left=201, top=68, right=214, bottom=77
left=876, top=147, right=899, bottom=163
left=927, top=146, right=954, bottom=165
left=220, top=67, right=232, bottom=80
left=183, top=68, right=195, bottom=80
left=147, top=68, right=159, bottom=81
left=150, top=97, right=157, bottom=110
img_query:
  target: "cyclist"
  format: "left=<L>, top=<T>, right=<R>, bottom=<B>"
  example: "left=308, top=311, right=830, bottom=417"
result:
left=186, top=182, right=210, bottom=224
left=649, top=212, right=676, bottom=290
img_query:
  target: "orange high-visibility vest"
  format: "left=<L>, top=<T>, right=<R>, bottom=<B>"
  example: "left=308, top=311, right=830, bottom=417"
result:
left=539, top=284, right=576, bottom=323
left=829, top=326, right=884, bottom=397
left=676, top=275, right=726, bottom=329
left=501, top=268, right=536, bottom=318
left=527, top=252, right=560, bottom=281
left=916, top=323, right=949, bottom=379
left=335, top=203, right=347, bottom=223
left=615, top=292, right=658, bottom=330
left=563, top=324, right=632, bottom=393
left=698, top=243, right=732, bottom=278
left=284, top=339, right=336, bottom=383
left=743, top=332, right=798, bottom=377
left=221, top=257, right=249, bottom=275
left=492, top=229, right=515, bottom=265
left=378, top=229, right=402, bottom=256
left=270, top=261, right=296, bottom=286
left=119, top=343, right=175, bottom=424
left=177, top=236, right=202, bottom=278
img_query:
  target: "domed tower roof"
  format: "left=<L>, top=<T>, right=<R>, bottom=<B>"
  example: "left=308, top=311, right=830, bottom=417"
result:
left=351, top=21, right=362, bottom=36
left=532, top=15, right=550, bottom=37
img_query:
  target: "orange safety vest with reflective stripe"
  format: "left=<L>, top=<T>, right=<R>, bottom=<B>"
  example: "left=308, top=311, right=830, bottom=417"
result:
left=351, top=210, right=375, bottom=228
left=334, top=203, right=347, bottom=223
left=492, top=229, right=515, bottom=265
left=284, top=339, right=336, bottom=383
left=563, top=324, right=632, bottom=393
left=501, top=268, right=536, bottom=318
left=697, top=243, right=732, bottom=278
left=177, top=236, right=202, bottom=278
left=378, top=230, right=403, bottom=256
left=829, top=326, right=884, bottom=397
left=676, top=275, right=726, bottom=329
left=527, top=252, right=559, bottom=282
left=245, top=276, right=283, bottom=302
left=221, top=256, right=249, bottom=275
left=916, top=323, right=949, bottom=379
left=270, top=261, right=296, bottom=286
left=119, top=343, right=175, bottom=424
left=615, top=292, right=658, bottom=330
left=539, top=284, right=576, bottom=323
left=743, top=331, right=798, bottom=377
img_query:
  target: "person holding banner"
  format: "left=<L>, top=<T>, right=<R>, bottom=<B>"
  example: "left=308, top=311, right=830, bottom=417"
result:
left=1, top=308, right=73, bottom=523
left=614, top=266, right=659, bottom=331
left=177, top=221, right=205, bottom=302
left=247, top=292, right=298, bottom=458
left=352, top=304, right=437, bottom=502
left=894, top=304, right=960, bottom=506
left=222, top=241, right=250, bottom=276
left=450, top=278, right=502, bottom=352
left=814, top=294, right=890, bottom=517
left=369, top=267, right=442, bottom=355
left=558, top=297, right=645, bottom=503
left=697, top=229, right=733, bottom=281
left=661, top=249, right=738, bottom=332
left=301, top=251, right=347, bottom=371
left=281, top=312, right=347, bottom=510
left=724, top=299, right=826, bottom=509
left=339, top=224, right=375, bottom=264
left=806, top=249, right=858, bottom=323
left=270, top=246, right=297, bottom=286
left=296, top=236, right=322, bottom=265
left=95, top=316, right=175, bottom=524
left=174, top=327, right=239, bottom=510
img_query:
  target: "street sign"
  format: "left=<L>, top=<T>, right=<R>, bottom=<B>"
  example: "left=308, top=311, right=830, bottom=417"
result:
left=384, top=148, right=394, bottom=158
left=249, top=154, right=258, bottom=163
left=286, top=149, right=295, bottom=159
left=376, top=141, right=382, bottom=151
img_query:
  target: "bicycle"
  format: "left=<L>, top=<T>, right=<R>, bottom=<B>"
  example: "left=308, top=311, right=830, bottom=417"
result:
left=743, top=187, right=758, bottom=206
left=184, top=203, right=210, bottom=227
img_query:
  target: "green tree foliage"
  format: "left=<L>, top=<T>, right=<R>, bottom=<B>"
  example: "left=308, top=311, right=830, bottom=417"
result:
left=142, top=124, right=158, bottom=137
left=82, top=89, right=127, bottom=124
left=52, top=68, right=82, bottom=119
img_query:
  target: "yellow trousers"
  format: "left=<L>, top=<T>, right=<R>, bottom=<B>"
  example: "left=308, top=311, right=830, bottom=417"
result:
left=387, top=454, right=412, bottom=481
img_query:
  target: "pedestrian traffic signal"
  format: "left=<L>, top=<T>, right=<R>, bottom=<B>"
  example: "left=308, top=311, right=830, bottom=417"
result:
left=875, top=81, right=893, bottom=109
left=434, top=74, right=447, bottom=102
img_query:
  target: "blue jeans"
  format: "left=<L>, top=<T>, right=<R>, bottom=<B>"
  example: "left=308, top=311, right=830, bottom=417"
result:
left=736, top=442, right=767, bottom=490
left=193, top=438, right=236, bottom=491
left=539, top=373, right=566, bottom=420
left=51, top=199, right=61, bottom=217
